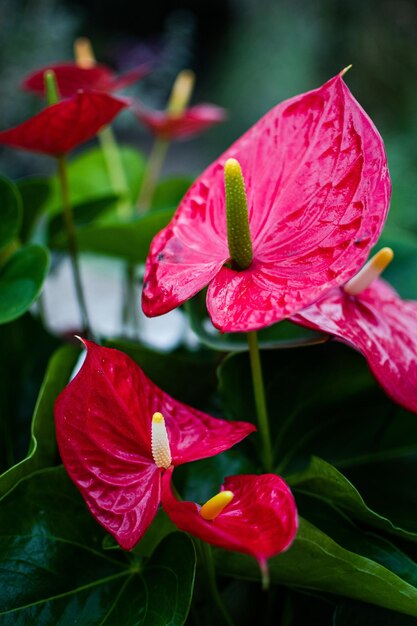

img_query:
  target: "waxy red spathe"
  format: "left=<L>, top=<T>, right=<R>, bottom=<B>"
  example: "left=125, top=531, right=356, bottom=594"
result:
left=0, top=91, right=128, bottom=156
left=134, top=102, right=227, bottom=141
left=23, top=62, right=149, bottom=98
left=54, top=341, right=255, bottom=549
left=292, top=278, right=417, bottom=413
left=142, top=73, right=391, bottom=332
left=162, top=468, right=298, bottom=569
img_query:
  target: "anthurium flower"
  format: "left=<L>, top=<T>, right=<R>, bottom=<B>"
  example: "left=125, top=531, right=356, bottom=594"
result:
left=142, top=72, right=391, bottom=332
left=22, top=62, right=149, bottom=98
left=134, top=101, right=227, bottom=141
left=292, top=249, right=417, bottom=413
left=54, top=340, right=256, bottom=549
left=0, top=91, right=128, bottom=156
left=161, top=467, right=298, bottom=580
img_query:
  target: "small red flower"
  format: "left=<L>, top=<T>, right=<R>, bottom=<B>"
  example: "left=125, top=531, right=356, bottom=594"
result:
left=161, top=467, right=298, bottom=573
left=292, top=276, right=417, bottom=414
left=0, top=91, right=128, bottom=156
left=134, top=101, right=227, bottom=141
left=54, top=341, right=255, bottom=549
left=22, top=62, right=149, bottom=98
left=142, top=73, right=390, bottom=332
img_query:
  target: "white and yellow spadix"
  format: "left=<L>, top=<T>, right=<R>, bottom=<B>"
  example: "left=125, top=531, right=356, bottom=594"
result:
left=151, top=412, right=172, bottom=469
left=344, top=247, right=394, bottom=296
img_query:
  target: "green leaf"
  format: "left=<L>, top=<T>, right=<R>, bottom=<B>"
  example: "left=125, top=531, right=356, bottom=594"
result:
left=288, top=457, right=417, bottom=543
left=48, top=194, right=120, bottom=243
left=377, top=227, right=417, bottom=299
left=151, top=177, right=193, bottom=210
left=54, top=208, right=174, bottom=263
left=218, top=342, right=417, bottom=473
left=186, top=291, right=326, bottom=352
left=217, top=517, right=417, bottom=617
left=0, top=345, right=80, bottom=498
left=0, top=175, right=22, bottom=250
left=17, top=177, right=51, bottom=242
left=0, top=245, right=50, bottom=324
left=42, top=146, right=145, bottom=215
left=0, top=468, right=196, bottom=625
left=106, top=338, right=220, bottom=407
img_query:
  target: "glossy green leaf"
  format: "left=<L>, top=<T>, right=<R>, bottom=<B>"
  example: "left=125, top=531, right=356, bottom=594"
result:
left=186, top=291, right=327, bottom=352
left=48, top=194, right=119, bottom=242
left=0, top=245, right=50, bottom=324
left=54, top=208, right=174, bottom=263
left=289, top=457, right=417, bottom=543
left=217, top=517, right=417, bottom=617
left=42, top=146, right=145, bottom=215
left=106, top=338, right=220, bottom=406
left=217, top=342, right=401, bottom=471
left=0, top=344, right=80, bottom=498
left=151, top=177, right=193, bottom=210
left=0, top=175, right=22, bottom=250
left=0, top=468, right=196, bottom=625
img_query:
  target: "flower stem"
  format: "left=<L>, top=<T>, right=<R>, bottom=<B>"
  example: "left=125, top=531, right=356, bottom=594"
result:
left=136, top=138, right=169, bottom=214
left=247, top=331, right=273, bottom=472
left=199, top=541, right=234, bottom=626
left=57, top=155, right=92, bottom=338
left=98, top=125, right=132, bottom=219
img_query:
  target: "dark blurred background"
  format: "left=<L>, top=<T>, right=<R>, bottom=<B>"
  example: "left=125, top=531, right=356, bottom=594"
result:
left=0, top=0, right=416, bottom=230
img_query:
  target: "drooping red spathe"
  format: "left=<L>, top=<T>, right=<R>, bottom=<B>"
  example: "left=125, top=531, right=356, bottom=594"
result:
left=161, top=468, right=298, bottom=570
left=23, top=62, right=149, bottom=98
left=292, top=278, right=417, bottom=414
left=0, top=91, right=128, bottom=156
left=54, top=341, right=256, bottom=549
left=142, top=73, right=391, bottom=333
left=134, top=102, right=227, bottom=141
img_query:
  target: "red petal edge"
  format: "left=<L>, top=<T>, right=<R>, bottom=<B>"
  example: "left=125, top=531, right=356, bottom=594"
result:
left=143, top=73, right=390, bottom=332
left=161, top=467, right=298, bottom=567
left=292, top=278, right=417, bottom=413
left=0, top=92, right=128, bottom=156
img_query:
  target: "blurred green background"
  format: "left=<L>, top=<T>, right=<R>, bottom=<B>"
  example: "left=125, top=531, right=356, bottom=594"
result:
left=1, top=0, right=416, bottom=232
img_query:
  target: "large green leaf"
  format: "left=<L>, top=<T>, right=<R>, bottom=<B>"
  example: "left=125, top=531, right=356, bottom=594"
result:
left=217, top=517, right=417, bottom=617
left=0, top=244, right=50, bottom=324
left=151, top=177, right=193, bottom=210
left=48, top=194, right=120, bottom=243
left=289, top=456, right=417, bottom=543
left=17, top=177, right=51, bottom=242
left=42, top=146, right=145, bottom=215
left=0, top=175, right=22, bottom=250
left=54, top=208, right=174, bottom=263
left=0, top=345, right=79, bottom=498
left=0, top=468, right=196, bottom=625
left=217, top=342, right=404, bottom=471
left=186, top=291, right=327, bottom=352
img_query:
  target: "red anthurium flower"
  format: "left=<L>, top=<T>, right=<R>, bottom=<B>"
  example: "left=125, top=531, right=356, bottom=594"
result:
left=23, top=62, right=149, bottom=98
left=0, top=91, right=128, bottom=156
left=292, top=249, right=417, bottom=413
left=161, top=467, right=298, bottom=578
left=54, top=341, right=256, bottom=549
left=142, top=72, right=391, bottom=332
left=134, top=102, right=227, bottom=141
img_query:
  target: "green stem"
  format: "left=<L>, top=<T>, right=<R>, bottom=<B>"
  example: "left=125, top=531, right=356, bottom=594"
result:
left=247, top=331, right=273, bottom=472
left=98, top=126, right=132, bottom=219
left=57, top=155, right=92, bottom=338
left=199, top=541, right=234, bottom=626
left=136, top=138, right=169, bottom=214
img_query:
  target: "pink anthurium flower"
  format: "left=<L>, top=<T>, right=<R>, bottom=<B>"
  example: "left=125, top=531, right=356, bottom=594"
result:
left=22, top=62, right=149, bottom=98
left=134, top=101, right=227, bottom=141
left=0, top=91, right=128, bottom=156
left=142, top=71, right=391, bottom=333
left=54, top=340, right=256, bottom=550
left=161, top=467, right=298, bottom=582
left=292, top=248, right=417, bottom=414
